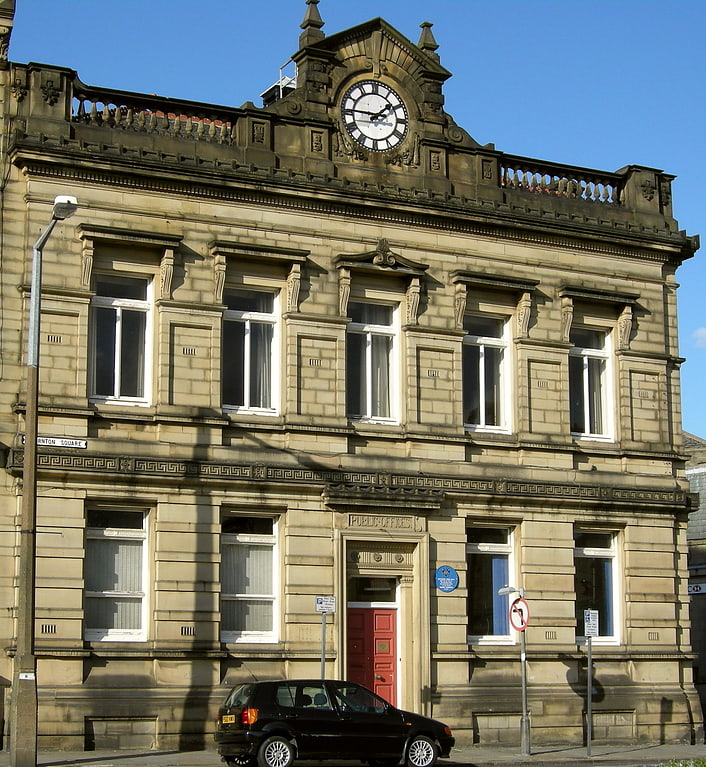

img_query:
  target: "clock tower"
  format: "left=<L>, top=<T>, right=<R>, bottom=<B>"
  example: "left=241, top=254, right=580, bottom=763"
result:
left=267, top=0, right=479, bottom=184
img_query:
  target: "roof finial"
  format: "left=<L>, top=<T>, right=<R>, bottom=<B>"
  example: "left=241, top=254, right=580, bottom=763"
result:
left=299, top=0, right=325, bottom=48
left=418, top=21, right=440, bottom=62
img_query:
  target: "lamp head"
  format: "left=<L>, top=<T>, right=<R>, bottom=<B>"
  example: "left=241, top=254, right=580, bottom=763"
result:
left=52, top=195, right=78, bottom=220
left=497, top=585, right=525, bottom=598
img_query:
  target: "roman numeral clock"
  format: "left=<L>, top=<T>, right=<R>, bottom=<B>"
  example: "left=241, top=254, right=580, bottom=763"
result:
left=341, top=80, right=409, bottom=153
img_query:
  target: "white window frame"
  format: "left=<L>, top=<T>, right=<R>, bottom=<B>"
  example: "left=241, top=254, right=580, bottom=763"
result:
left=84, top=511, right=148, bottom=642
left=569, top=326, right=613, bottom=440
left=574, top=529, right=620, bottom=646
left=462, top=314, right=511, bottom=433
left=89, top=274, right=153, bottom=407
left=466, top=526, right=515, bottom=646
left=346, top=301, right=399, bottom=424
left=222, top=289, right=279, bottom=415
left=220, top=517, right=279, bottom=644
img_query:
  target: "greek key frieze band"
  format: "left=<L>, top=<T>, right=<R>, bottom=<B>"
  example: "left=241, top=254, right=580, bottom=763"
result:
left=6, top=448, right=686, bottom=508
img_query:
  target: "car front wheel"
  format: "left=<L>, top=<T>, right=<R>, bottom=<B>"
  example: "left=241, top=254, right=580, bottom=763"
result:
left=257, top=735, right=295, bottom=767
left=406, top=735, right=438, bottom=767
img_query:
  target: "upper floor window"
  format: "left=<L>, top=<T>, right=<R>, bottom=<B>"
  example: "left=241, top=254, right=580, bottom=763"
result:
left=463, top=315, right=509, bottom=431
left=346, top=302, right=398, bottom=422
left=574, top=529, right=619, bottom=644
left=221, top=515, right=278, bottom=643
left=569, top=327, right=611, bottom=439
left=90, top=274, right=151, bottom=405
left=467, top=526, right=514, bottom=644
left=222, top=289, right=278, bottom=413
left=84, top=509, right=147, bottom=642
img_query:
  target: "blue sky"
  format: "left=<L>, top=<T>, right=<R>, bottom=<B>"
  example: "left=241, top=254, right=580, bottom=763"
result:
left=10, top=0, right=706, bottom=435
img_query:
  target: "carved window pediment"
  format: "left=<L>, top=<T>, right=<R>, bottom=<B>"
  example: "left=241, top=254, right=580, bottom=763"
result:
left=451, top=270, right=539, bottom=338
left=335, top=238, right=428, bottom=278
left=209, top=240, right=309, bottom=266
left=335, top=240, right=428, bottom=324
left=78, top=225, right=182, bottom=299
left=450, top=271, right=539, bottom=295
left=559, top=285, right=639, bottom=306
left=559, top=285, right=640, bottom=351
left=209, top=240, right=309, bottom=311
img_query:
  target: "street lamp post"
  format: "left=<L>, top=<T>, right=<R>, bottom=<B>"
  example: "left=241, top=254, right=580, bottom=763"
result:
left=498, top=585, right=530, bottom=757
left=10, top=196, right=78, bottom=767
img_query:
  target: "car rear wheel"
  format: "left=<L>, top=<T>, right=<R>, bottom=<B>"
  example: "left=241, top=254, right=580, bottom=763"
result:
left=406, top=735, right=438, bottom=767
left=257, top=735, right=295, bottom=767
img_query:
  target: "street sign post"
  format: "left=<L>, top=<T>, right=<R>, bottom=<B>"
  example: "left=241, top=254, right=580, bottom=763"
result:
left=507, top=595, right=530, bottom=755
left=316, top=596, right=336, bottom=678
left=583, top=609, right=599, bottom=756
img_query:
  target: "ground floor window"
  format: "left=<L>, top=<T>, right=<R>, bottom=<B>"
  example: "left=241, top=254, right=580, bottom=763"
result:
left=574, top=529, right=618, bottom=642
left=221, top=515, right=278, bottom=643
left=467, top=526, right=513, bottom=643
left=84, top=508, right=147, bottom=641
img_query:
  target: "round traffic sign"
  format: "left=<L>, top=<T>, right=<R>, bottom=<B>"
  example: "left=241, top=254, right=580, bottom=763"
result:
left=509, top=597, right=530, bottom=631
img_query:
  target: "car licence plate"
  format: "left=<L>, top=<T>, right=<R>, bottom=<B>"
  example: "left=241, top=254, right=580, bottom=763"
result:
left=222, top=715, right=236, bottom=724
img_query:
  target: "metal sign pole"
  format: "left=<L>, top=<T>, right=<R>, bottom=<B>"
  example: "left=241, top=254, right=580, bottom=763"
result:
left=520, top=628, right=530, bottom=756
left=504, top=591, right=530, bottom=757
left=320, top=611, right=327, bottom=679
left=587, top=635, right=593, bottom=757
left=315, top=596, right=335, bottom=679
left=583, top=609, right=598, bottom=757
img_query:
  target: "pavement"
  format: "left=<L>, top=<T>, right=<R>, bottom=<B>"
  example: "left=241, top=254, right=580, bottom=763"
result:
left=2, top=742, right=706, bottom=767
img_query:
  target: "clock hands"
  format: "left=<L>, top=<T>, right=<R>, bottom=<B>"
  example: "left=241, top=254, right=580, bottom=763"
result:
left=368, top=104, right=392, bottom=121
left=352, top=103, right=392, bottom=122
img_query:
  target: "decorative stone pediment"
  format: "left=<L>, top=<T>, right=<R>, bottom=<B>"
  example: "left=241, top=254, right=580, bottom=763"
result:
left=303, top=17, right=452, bottom=83
left=335, top=238, right=428, bottom=277
left=335, top=239, right=428, bottom=322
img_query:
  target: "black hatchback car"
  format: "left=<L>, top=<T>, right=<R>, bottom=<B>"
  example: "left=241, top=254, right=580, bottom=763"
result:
left=214, top=679, right=454, bottom=767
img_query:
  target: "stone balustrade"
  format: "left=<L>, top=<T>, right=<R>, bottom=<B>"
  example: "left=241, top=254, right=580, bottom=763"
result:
left=11, top=66, right=676, bottom=228
left=501, top=156, right=621, bottom=204
left=72, top=82, right=238, bottom=143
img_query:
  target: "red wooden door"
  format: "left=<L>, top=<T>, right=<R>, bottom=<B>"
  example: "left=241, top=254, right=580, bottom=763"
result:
left=347, top=607, right=397, bottom=705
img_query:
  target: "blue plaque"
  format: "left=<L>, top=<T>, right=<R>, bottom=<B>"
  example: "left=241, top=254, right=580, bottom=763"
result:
left=435, top=565, right=459, bottom=593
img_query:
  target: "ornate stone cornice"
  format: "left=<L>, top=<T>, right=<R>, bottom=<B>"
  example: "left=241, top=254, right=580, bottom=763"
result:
left=6, top=448, right=687, bottom=510
left=12, top=145, right=691, bottom=266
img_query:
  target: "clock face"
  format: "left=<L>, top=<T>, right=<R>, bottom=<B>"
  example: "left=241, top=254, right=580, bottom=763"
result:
left=341, top=80, right=409, bottom=152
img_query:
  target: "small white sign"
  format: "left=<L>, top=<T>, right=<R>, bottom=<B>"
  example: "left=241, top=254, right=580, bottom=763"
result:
left=39, top=436, right=88, bottom=449
left=315, top=596, right=336, bottom=614
left=23, top=435, right=87, bottom=449
left=19, top=672, right=36, bottom=681
left=584, top=609, right=599, bottom=637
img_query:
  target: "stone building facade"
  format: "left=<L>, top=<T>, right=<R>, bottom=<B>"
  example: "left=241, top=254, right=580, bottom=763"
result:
left=684, top=432, right=706, bottom=718
left=0, top=0, right=702, bottom=751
